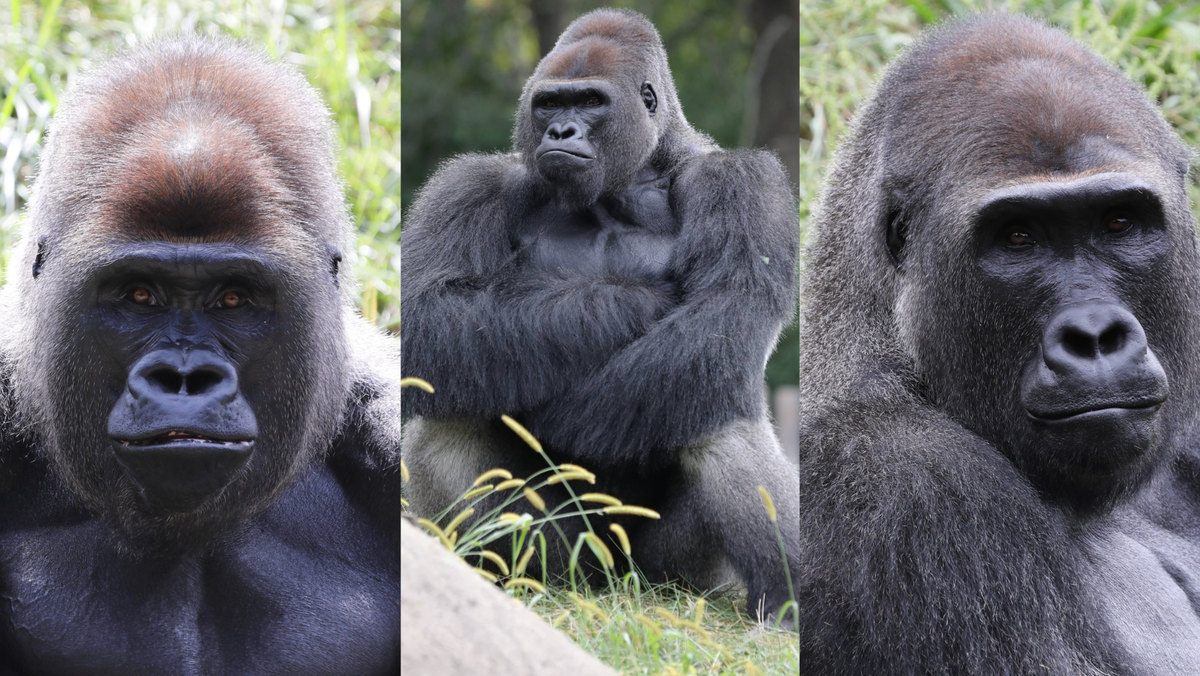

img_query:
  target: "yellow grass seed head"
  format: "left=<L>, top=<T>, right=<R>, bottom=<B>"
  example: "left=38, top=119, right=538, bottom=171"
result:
left=448, top=530, right=458, bottom=548
left=504, top=577, right=546, bottom=594
left=417, top=518, right=453, bottom=550
left=757, top=485, right=778, bottom=523
left=400, top=459, right=410, bottom=483
left=634, top=614, right=663, bottom=636
left=694, top=598, right=707, bottom=625
left=557, top=463, right=589, bottom=473
left=515, top=545, right=536, bottom=576
left=474, top=567, right=498, bottom=583
left=546, top=470, right=596, bottom=485
left=444, top=507, right=475, bottom=536
left=609, top=523, right=632, bottom=555
left=399, top=377, right=435, bottom=393
left=744, top=662, right=765, bottom=676
left=400, top=497, right=409, bottom=508
left=603, top=505, right=661, bottom=519
left=473, top=468, right=513, bottom=485
left=462, top=485, right=494, bottom=500
left=494, top=478, right=526, bottom=491
left=580, top=492, right=622, bottom=506
left=496, top=512, right=522, bottom=525
left=477, top=550, right=510, bottom=576
left=523, top=486, right=547, bottom=511
left=584, top=532, right=615, bottom=568
left=568, top=593, right=610, bottom=623
left=500, top=414, right=544, bottom=453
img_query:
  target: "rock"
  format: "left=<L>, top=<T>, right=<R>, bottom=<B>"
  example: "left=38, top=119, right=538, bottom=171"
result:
left=400, top=519, right=618, bottom=676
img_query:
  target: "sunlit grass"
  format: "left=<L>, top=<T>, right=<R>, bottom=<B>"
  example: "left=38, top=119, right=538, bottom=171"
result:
left=398, top=379, right=800, bottom=675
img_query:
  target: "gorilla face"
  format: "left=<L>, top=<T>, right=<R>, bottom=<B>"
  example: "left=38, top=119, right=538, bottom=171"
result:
left=972, top=172, right=1172, bottom=497
left=897, top=162, right=1197, bottom=508
left=527, top=78, right=658, bottom=208
left=22, top=236, right=347, bottom=551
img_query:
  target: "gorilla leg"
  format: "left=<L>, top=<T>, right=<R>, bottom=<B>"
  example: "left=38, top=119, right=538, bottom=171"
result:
left=401, top=418, right=594, bottom=578
left=632, top=418, right=800, bottom=625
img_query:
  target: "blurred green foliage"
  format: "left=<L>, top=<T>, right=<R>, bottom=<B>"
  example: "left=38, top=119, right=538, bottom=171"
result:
left=0, top=0, right=402, bottom=327
left=801, top=0, right=1200, bottom=232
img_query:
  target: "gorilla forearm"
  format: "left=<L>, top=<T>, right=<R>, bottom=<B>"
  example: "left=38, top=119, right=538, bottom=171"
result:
left=797, top=399, right=1109, bottom=673
left=401, top=154, right=676, bottom=418
left=523, top=151, right=797, bottom=468
left=402, top=274, right=674, bottom=418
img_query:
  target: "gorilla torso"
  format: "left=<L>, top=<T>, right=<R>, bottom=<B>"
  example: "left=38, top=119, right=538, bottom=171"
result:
left=517, top=167, right=678, bottom=285
left=0, top=454, right=398, bottom=676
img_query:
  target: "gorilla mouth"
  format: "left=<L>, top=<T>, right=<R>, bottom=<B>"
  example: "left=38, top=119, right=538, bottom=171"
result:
left=538, top=148, right=595, bottom=160
left=115, top=430, right=255, bottom=448
left=1026, top=400, right=1164, bottom=422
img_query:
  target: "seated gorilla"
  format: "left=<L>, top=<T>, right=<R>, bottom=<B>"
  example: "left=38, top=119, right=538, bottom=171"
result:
left=401, top=9, right=800, bottom=625
left=798, top=14, right=1200, bottom=674
left=0, top=38, right=400, bottom=674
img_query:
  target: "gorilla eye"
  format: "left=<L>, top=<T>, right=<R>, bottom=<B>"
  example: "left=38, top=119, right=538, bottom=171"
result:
left=1106, top=215, right=1133, bottom=234
left=1007, top=230, right=1036, bottom=247
left=219, top=291, right=247, bottom=309
left=541, top=100, right=559, bottom=109
left=585, top=96, right=601, bottom=106
left=129, top=287, right=157, bottom=305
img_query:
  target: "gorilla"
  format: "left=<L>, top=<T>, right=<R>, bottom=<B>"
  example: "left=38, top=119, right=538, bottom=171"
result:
left=798, top=14, right=1200, bottom=674
left=401, top=9, right=801, bottom=625
left=0, top=38, right=400, bottom=674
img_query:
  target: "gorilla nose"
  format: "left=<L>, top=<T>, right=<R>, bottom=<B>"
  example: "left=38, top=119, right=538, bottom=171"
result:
left=129, top=351, right=239, bottom=405
left=1043, top=304, right=1146, bottom=377
left=546, top=122, right=581, bottom=141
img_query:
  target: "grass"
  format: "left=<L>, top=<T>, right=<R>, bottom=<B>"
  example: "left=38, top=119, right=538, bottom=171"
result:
left=0, top=1, right=401, bottom=327
left=400, top=382, right=800, bottom=675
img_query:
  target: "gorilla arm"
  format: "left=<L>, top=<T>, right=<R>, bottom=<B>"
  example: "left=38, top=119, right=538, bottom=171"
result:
left=522, top=151, right=798, bottom=470
left=401, top=153, right=675, bottom=419
left=796, top=391, right=1113, bottom=674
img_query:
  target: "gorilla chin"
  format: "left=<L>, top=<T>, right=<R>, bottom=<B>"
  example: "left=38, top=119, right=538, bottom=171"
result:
left=536, top=152, right=604, bottom=209
left=1027, top=403, right=1166, bottom=498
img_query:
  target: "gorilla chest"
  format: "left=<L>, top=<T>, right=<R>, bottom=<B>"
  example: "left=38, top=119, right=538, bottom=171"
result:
left=1078, top=520, right=1200, bottom=674
left=518, top=180, right=679, bottom=280
left=0, top=464, right=399, bottom=676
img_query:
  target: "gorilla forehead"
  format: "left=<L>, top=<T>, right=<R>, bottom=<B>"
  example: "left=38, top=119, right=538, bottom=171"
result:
left=541, top=38, right=630, bottom=81
left=27, top=36, right=348, bottom=252
left=878, top=15, right=1189, bottom=184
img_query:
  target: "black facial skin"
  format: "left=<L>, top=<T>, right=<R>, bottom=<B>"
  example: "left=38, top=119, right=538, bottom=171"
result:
left=972, top=173, right=1171, bottom=501
left=99, top=243, right=272, bottom=512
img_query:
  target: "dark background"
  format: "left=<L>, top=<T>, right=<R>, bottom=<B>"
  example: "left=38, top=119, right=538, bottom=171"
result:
left=401, top=0, right=800, bottom=390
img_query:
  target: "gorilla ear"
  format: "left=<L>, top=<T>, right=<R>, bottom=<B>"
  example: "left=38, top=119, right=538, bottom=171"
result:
left=884, top=190, right=908, bottom=266
left=641, top=81, right=658, bottom=116
left=32, top=237, right=48, bottom=279
left=329, top=252, right=342, bottom=287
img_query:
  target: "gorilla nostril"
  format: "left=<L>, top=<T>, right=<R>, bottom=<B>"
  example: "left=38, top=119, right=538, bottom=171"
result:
left=185, top=370, right=223, bottom=395
left=147, top=368, right=184, bottom=394
left=1098, top=325, right=1127, bottom=355
left=1062, top=328, right=1096, bottom=359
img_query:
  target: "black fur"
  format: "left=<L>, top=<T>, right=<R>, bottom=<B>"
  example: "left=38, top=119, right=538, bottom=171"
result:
left=401, top=9, right=800, bottom=626
left=798, top=15, right=1200, bottom=674
left=0, top=37, right=400, bottom=673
